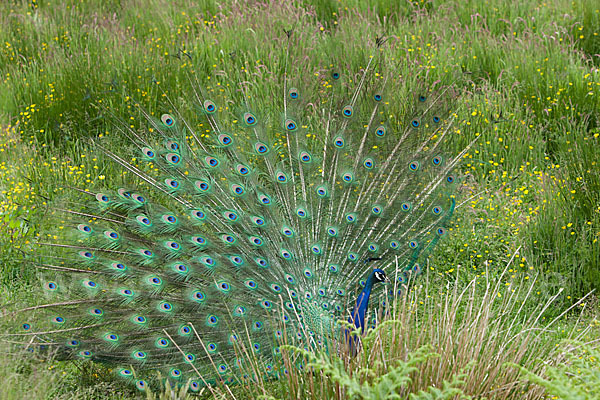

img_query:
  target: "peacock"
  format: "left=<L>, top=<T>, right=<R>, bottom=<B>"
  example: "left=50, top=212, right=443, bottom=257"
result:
left=4, top=33, right=476, bottom=392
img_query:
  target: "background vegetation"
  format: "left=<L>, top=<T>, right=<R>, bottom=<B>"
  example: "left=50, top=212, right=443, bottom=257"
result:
left=0, top=0, right=598, bottom=398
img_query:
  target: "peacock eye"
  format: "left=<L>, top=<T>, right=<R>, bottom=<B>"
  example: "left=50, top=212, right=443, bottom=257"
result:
left=204, top=100, right=216, bottom=113
left=342, top=105, right=353, bottom=118
left=285, top=119, right=297, bottom=131
left=244, top=112, right=257, bottom=126
left=161, top=114, right=175, bottom=126
left=255, top=142, right=269, bottom=154
left=219, top=134, right=232, bottom=146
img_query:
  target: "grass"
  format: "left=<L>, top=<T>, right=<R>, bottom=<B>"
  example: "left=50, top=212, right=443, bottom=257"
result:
left=0, top=0, right=599, bottom=398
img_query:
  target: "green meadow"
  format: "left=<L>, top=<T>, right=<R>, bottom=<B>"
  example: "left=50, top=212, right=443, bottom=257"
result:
left=0, top=0, right=599, bottom=399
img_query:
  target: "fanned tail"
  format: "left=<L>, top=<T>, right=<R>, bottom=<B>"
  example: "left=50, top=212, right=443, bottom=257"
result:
left=3, top=34, right=476, bottom=391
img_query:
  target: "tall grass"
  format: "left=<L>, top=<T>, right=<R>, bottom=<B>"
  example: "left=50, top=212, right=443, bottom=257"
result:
left=510, top=339, right=600, bottom=400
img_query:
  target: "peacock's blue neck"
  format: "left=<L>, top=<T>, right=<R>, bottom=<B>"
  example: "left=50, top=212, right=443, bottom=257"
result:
left=349, top=271, right=376, bottom=333
left=344, top=270, right=379, bottom=354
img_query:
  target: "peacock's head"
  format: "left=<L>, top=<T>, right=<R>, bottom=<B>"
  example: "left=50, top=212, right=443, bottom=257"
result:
left=372, top=268, right=389, bottom=284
